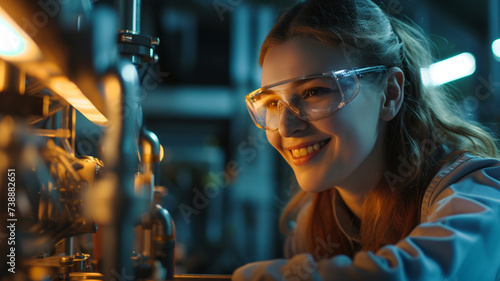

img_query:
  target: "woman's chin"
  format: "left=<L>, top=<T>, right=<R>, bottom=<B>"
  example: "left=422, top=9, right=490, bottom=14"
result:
left=297, top=179, right=332, bottom=193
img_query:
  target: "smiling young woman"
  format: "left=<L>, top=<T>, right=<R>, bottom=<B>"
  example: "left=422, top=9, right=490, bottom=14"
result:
left=233, top=0, right=500, bottom=280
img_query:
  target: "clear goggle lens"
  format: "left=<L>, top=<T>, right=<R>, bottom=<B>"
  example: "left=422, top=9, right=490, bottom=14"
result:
left=245, top=66, right=387, bottom=130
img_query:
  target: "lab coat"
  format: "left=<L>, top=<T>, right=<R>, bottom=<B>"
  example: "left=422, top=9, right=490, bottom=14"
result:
left=232, top=153, right=500, bottom=280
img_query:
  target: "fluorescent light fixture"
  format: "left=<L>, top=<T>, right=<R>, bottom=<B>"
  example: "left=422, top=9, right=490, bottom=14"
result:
left=492, top=39, right=500, bottom=61
left=0, top=6, right=42, bottom=62
left=421, top=52, right=476, bottom=86
left=0, top=7, right=107, bottom=127
left=49, top=77, right=108, bottom=126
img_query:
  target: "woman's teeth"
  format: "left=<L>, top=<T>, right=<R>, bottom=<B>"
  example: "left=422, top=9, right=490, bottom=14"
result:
left=291, top=140, right=327, bottom=158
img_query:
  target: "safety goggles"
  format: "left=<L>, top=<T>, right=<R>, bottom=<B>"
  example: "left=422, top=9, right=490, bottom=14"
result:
left=245, top=65, right=388, bottom=130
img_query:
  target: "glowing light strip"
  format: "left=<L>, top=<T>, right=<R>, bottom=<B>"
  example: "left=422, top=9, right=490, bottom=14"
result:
left=421, top=52, right=476, bottom=86
left=0, top=6, right=42, bottom=62
left=49, top=77, right=108, bottom=126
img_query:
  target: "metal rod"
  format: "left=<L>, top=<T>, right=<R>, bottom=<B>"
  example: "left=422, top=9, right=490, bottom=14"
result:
left=71, top=107, right=76, bottom=156
left=29, top=129, right=71, bottom=138
left=118, top=0, right=141, bottom=33
left=61, top=105, right=73, bottom=154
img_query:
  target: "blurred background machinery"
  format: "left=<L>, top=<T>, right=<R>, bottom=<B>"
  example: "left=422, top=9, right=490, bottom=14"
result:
left=0, top=0, right=175, bottom=280
left=1, top=0, right=500, bottom=280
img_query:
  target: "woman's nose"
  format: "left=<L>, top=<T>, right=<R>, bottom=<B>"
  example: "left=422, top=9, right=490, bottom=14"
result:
left=277, top=102, right=308, bottom=137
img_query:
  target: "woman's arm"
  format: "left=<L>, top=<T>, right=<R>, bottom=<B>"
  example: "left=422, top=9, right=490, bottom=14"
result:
left=233, top=161, right=500, bottom=281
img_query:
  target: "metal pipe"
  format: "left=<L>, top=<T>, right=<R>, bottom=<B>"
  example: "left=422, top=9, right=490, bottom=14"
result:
left=140, top=128, right=161, bottom=184
left=100, top=60, right=140, bottom=281
left=152, top=204, right=175, bottom=280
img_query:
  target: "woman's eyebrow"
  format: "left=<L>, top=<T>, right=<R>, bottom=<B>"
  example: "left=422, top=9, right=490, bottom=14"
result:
left=254, top=89, right=279, bottom=100
left=290, top=76, right=325, bottom=88
left=257, top=76, right=331, bottom=99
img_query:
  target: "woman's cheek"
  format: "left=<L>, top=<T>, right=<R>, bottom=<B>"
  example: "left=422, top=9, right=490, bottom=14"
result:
left=266, top=131, right=280, bottom=151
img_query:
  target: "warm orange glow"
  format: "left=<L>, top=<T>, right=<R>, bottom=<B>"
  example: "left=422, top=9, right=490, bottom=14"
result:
left=159, top=144, right=164, bottom=162
left=49, top=77, right=108, bottom=125
left=102, top=74, right=122, bottom=128
left=103, top=75, right=122, bottom=101
left=0, top=60, right=6, bottom=91
left=0, top=6, right=42, bottom=62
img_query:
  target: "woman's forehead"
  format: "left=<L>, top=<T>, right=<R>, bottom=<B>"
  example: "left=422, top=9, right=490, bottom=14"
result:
left=261, top=37, right=354, bottom=87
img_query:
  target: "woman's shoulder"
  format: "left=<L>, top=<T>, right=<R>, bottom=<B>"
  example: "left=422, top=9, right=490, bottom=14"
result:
left=429, top=152, right=499, bottom=187
left=420, top=152, right=500, bottom=222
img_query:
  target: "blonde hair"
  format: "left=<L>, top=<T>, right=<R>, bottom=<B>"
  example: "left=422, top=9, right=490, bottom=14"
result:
left=260, top=0, right=499, bottom=258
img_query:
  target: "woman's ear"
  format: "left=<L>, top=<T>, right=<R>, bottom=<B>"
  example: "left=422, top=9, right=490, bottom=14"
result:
left=380, top=67, right=405, bottom=121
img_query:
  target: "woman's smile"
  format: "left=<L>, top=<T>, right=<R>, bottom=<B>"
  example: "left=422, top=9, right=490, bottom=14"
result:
left=287, top=139, right=331, bottom=166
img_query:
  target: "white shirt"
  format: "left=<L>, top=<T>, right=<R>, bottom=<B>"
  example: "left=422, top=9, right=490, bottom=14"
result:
left=233, top=153, right=500, bottom=280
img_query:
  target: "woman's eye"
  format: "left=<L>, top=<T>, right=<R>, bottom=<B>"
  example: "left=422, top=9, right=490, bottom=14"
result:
left=303, top=87, right=333, bottom=98
left=264, top=99, right=279, bottom=109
